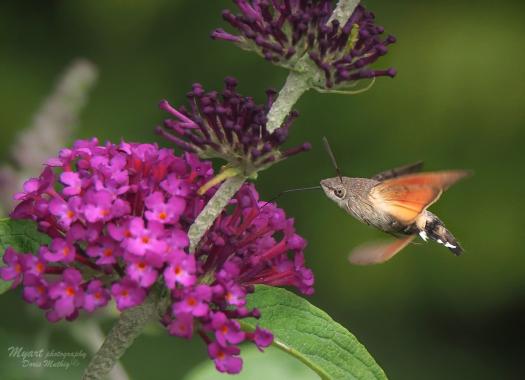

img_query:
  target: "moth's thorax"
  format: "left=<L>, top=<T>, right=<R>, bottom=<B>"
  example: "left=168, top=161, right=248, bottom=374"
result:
left=344, top=179, right=379, bottom=225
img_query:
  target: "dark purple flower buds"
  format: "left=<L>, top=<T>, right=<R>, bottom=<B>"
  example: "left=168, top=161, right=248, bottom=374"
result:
left=157, top=77, right=311, bottom=180
left=212, top=1, right=396, bottom=90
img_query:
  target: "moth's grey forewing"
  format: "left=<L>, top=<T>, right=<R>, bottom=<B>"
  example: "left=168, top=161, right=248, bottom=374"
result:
left=371, top=161, right=424, bottom=181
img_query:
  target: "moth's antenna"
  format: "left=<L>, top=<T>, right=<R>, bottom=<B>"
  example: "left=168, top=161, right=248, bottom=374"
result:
left=260, top=186, right=321, bottom=210
left=322, top=136, right=343, bottom=183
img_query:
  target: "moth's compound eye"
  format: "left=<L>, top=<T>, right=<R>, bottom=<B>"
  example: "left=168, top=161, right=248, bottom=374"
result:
left=334, top=188, right=346, bottom=199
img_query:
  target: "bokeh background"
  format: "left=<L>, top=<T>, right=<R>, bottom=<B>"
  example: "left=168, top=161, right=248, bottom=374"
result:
left=1, top=0, right=524, bottom=379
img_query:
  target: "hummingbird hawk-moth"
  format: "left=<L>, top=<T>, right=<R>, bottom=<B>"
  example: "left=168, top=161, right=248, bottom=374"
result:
left=319, top=137, right=469, bottom=265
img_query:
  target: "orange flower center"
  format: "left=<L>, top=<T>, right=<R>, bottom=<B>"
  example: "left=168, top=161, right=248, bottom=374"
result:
left=36, top=262, right=45, bottom=273
left=187, top=297, right=197, bottom=306
left=103, top=248, right=113, bottom=257
left=65, top=286, right=75, bottom=297
left=159, top=211, right=167, bottom=220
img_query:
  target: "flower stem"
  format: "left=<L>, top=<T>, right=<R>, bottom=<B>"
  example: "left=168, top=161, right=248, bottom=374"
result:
left=72, top=320, right=130, bottom=380
left=82, top=290, right=160, bottom=380
left=329, top=0, right=361, bottom=24
left=266, top=70, right=311, bottom=133
left=188, top=175, right=245, bottom=253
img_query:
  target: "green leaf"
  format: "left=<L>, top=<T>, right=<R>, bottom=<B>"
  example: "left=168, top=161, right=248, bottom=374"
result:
left=242, top=285, right=387, bottom=380
left=0, top=218, right=49, bottom=294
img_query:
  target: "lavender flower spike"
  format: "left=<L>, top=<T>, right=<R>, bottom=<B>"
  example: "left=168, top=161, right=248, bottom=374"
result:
left=0, top=59, right=98, bottom=214
left=157, top=77, right=311, bottom=185
left=212, top=1, right=396, bottom=91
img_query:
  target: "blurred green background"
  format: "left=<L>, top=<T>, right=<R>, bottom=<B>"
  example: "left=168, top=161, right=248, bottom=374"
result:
left=1, top=0, right=524, bottom=379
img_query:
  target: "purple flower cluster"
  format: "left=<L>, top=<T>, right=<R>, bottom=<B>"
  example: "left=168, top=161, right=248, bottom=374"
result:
left=196, top=184, right=314, bottom=296
left=3, top=139, right=209, bottom=321
left=163, top=183, right=313, bottom=373
left=212, top=1, right=396, bottom=89
left=156, top=77, right=311, bottom=179
left=1, top=138, right=314, bottom=374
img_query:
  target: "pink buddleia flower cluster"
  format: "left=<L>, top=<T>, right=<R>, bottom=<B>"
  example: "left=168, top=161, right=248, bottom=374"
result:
left=164, top=183, right=313, bottom=373
left=0, top=138, right=314, bottom=374
left=3, top=138, right=206, bottom=321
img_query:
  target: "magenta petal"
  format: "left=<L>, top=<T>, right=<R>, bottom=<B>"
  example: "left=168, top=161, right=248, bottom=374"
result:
left=63, top=268, right=82, bottom=284
left=53, top=297, right=76, bottom=318
left=60, top=171, right=82, bottom=196
left=84, top=280, right=110, bottom=312
left=170, top=230, right=189, bottom=248
left=111, top=279, right=146, bottom=311
left=23, top=178, right=40, bottom=193
left=145, top=192, right=164, bottom=210
left=168, top=196, right=186, bottom=215
left=128, top=217, right=145, bottom=235
left=208, top=343, right=243, bottom=374
left=219, top=356, right=243, bottom=374
left=0, top=248, right=24, bottom=286
left=126, top=259, right=158, bottom=288
left=167, top=313, right=194, bottom=339
left=192, top=303, right=209, bottom=317
left=253, top=326, right=273, bottom=350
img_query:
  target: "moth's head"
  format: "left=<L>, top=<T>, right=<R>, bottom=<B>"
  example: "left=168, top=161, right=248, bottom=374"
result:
left=320, top=177, right=350, bottom=206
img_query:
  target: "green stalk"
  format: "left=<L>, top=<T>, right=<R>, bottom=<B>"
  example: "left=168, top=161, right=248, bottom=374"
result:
left=188, top=175, right=245, bottom=252
left=82, top=291, right=160, bottom=380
